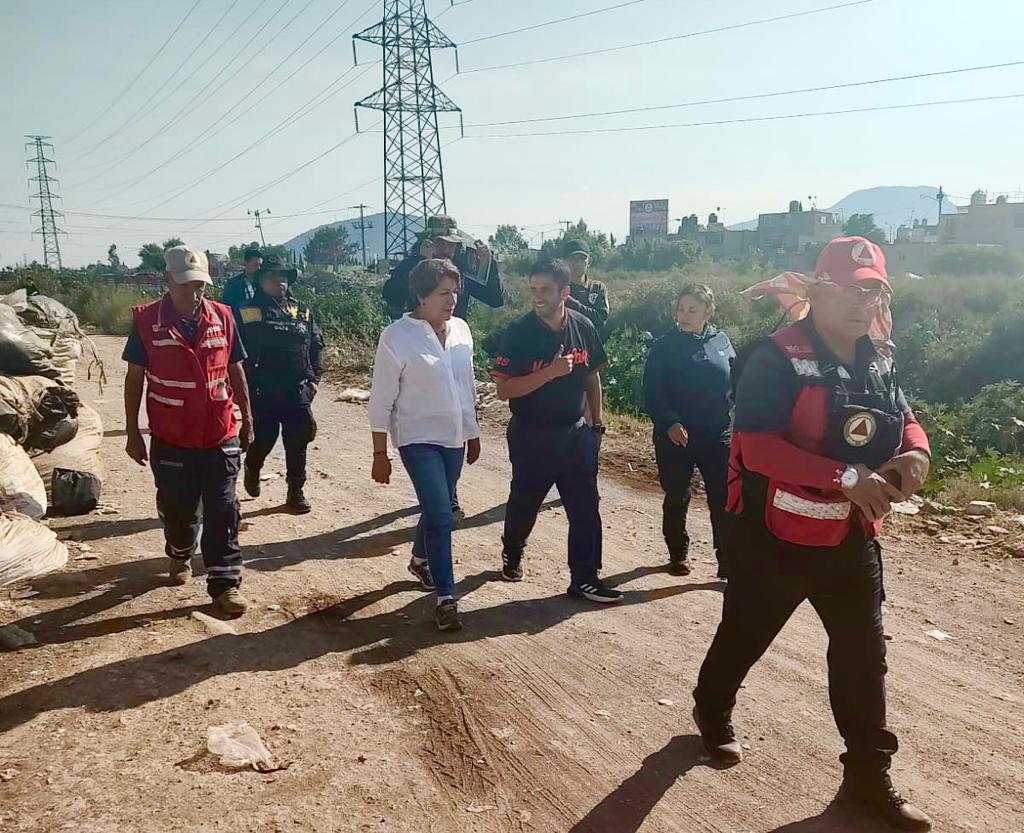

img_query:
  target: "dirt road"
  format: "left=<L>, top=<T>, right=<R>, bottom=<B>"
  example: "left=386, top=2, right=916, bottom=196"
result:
left=1, top=335, right=1022, bottom=833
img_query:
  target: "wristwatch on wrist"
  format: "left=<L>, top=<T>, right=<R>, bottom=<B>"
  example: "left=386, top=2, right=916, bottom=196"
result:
left=840, top=465, right=860, bottom=490
left=591, top=423, right=606, bottom=435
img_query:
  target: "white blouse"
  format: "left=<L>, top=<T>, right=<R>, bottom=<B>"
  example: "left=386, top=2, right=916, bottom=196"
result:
left=368, top=314, right=480, bottom=449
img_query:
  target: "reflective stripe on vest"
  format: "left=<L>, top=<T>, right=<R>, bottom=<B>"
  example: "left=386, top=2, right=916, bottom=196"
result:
left=772, top=488, right=852, bottom=521
left=132, top=298, right=237, bottom=448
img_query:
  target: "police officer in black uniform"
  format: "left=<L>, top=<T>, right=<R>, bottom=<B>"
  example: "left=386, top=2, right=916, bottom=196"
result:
left=239, top=254, right=323, bottom=514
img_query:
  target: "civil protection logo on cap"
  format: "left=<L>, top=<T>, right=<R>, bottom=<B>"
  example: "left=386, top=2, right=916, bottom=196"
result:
left=844, top=411, right=877, bottom=447
left=851, top=240, right=877, bottom=267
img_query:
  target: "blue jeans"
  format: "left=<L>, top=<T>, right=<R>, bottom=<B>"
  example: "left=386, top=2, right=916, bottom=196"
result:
left=398, top=443, right=465, bottom=598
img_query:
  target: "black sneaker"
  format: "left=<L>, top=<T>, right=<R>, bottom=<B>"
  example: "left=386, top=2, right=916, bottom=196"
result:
left=669, top=554, right=692, bottom=576
left=286, top=488, right=311, bottom=514
left=407, top=558, right=435, bottom=591
left=501, top=551, right=524, bottom=582
left=692, top=704, right=743, bottom=765
left=435, top=599, right=463, bottom=632
left=243, top=465, right=261, bottom=498
left=838, top=776, right=932, bottom=831
left=568, top=579, right=623, bottom=604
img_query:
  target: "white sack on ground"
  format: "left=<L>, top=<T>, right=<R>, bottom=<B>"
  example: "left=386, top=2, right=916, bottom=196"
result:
left=0, top=511, right=68, bottom=587
left=0, top=434, right=47, bottom=519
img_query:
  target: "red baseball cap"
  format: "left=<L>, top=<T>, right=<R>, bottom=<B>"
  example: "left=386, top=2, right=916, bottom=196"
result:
left=813, top=236, right=889, bottom=288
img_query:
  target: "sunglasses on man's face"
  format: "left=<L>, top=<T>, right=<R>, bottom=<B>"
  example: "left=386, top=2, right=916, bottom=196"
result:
left=819, top=281, right=889, bottom=305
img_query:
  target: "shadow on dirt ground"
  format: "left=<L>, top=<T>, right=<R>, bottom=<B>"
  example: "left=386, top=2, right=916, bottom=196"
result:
left=0, top=566, right=721, bottom=735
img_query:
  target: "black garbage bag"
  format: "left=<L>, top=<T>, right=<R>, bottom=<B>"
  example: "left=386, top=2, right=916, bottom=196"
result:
left=0, top=305, right=60, bottom=379
left=51, top=467, right=101, bottom=515
left=26, top=387, right=80, bottom=451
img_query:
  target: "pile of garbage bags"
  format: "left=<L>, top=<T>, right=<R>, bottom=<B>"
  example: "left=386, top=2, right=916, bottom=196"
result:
left=1, top=289, right=105, bottom=587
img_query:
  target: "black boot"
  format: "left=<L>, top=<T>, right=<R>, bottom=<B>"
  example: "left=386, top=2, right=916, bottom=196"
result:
left=692, top=703, right=742, bottom=765
left=286, top=480, right=311, bottom=514
left=669, top=550, right=692, bottom=576
left=838, top=774, right=932, bottom=831
left=243, top=463, right=261, bottom=497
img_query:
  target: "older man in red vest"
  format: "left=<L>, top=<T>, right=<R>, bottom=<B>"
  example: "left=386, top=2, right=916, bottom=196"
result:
left=123, top=245, right=254, bottom=616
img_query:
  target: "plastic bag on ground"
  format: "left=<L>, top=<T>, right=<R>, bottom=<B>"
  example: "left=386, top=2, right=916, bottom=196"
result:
left=0, top=511, right=67, bottom=586
left=207, top=722, right=279, bottom=771
left=0, top=435, right=47, bottom=519
left=51, top=469, right=100, bottom=515
left=0, top=375, right=78, bottom=447
left=32, top=404, right=104, bottom=506
left=0, top=305, right=59, bottom=379
left=26, top=386, right=79, bottom=451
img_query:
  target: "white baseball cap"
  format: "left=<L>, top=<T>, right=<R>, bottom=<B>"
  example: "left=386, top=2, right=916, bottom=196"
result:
left=164, top=245, right=212, bottom=285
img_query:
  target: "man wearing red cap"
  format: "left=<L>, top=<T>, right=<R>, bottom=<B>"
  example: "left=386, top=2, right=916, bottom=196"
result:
left=691, top=237, right=933, bottom=830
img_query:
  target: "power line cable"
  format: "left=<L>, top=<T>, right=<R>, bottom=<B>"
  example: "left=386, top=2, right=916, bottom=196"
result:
left=459, top=0, right=873, bottom=74
left=88, top=0, right=373, bottom=210
left=463, top=58, right=1024, bottom=128
left=465, top=91, right=1024, bottom=138
left=76, top=0, right=235, bottom=160
left=183, top=123, right=381, bottom=232
left=111, top=62, right=375, bottom=213
left=62, top=0, right=206, bottom=148
left=460, top=0, right=646, bottom=46
left=65, top=0, right=272, bottom=186
left=66, top=0, right=294, bottom=186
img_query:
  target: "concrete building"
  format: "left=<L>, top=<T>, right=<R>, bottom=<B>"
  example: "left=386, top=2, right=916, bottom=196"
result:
left=757, top=200, right=841, bottom=253
left=676, top=212, right=758, bottom=259
left=939, top=190, right=1024, bottom=253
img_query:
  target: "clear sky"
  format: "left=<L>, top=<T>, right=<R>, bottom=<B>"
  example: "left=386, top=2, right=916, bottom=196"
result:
left=1, top=0, right=1022, bottom=266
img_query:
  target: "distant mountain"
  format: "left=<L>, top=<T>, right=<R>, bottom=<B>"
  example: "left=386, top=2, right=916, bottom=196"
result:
left=727, top=186, right=961, bottom=233
left=283, top=213, right=422, bottom=263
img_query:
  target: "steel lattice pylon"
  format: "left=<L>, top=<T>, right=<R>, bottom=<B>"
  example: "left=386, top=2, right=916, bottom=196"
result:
left=354, top=0, right=462, bottom=261
left=25, top=135, right=66, bottom=270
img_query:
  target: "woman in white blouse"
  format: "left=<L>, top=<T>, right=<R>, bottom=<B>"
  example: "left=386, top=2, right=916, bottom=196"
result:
left=368, top=258, right=481, bottom=632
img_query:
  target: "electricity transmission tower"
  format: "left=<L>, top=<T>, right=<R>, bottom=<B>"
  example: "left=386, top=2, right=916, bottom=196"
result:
left=354, top=0, right=462, bottom=261
left=350, top=203, right=374, bottom=267
left=25, top=135, right=66, bottom=270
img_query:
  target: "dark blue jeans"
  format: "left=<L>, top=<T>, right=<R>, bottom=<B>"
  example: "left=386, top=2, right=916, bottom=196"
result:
left=398, top=443, right=465, bottom=599
left=502, top=418, right=602, bottom=586
left=150, top=437, right=242, bottom=598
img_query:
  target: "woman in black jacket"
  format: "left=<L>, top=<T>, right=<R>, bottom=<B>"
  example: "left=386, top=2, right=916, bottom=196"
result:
left=642, top=284, right=735, bottom=577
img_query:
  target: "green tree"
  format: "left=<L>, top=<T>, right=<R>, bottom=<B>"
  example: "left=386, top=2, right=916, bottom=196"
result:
left=488, top=224, right=527, bottom=256
left=227, top=241, right=291, bottom=262
left=539, top=218, right=613, bottom=263
left=303, top=225, right=356, bottom=267
left=137, top=237, right=184, bottom=272
left=107, top=244, right=122, bottom=272
left=842, top=214, right=887, bottom=245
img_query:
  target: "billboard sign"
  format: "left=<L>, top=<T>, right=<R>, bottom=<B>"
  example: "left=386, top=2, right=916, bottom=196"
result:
left=629, top=199, right=669, bottom=238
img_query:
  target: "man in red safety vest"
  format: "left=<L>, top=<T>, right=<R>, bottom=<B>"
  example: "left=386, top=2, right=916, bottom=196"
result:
left=691, top=237, right=933, bottom=831
left=123, top=245, right=254, bottom=616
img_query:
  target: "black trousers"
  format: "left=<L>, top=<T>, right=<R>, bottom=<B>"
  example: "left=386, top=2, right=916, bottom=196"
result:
left=653, top=432, right=730, bottom=564
left=150, top=437, right=243, bottom=598
left=502, top=418, right=602, bottom=585
left=694, top=517, right=897, bottom=778
left=245, top=396, right=316, bottom=489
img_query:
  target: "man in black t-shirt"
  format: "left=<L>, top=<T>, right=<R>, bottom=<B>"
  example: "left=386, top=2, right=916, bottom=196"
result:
left=492, top=259, right=622, bottom=604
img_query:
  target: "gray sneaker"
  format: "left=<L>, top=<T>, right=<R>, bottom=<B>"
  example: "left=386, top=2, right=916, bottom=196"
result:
left=435, top=599, right=463, bottom=631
